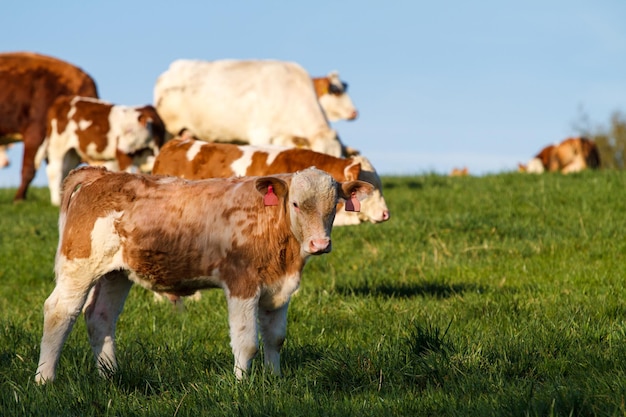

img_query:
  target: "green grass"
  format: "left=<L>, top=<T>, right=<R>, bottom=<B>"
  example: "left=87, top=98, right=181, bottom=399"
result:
left=1, top=172, right=626, bottom=416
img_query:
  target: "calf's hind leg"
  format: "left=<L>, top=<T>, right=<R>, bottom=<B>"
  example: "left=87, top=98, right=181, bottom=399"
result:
left=35, top=277, right=94, bottom=384
left=84, top=271, right=133, bottom=378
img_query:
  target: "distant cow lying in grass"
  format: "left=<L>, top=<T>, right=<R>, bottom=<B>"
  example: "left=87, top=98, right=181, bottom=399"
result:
left=35, top=166, right=373, bottom=383
left=449, top=167, right=469, bottom=177
left=519, top=137, right=600, bottom=174
left=152, top=138, right=390, bottom=226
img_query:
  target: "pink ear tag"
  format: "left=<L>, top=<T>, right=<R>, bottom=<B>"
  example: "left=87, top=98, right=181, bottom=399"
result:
left=264, top=185, right=279, bottom=206
left=345, top=191, right=360, bottom=212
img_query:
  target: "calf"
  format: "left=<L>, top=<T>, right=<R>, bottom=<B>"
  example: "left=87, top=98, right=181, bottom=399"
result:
left=36, top=96, right=166, bottom=205
left=35, top=166, right=373, bottom=383
left=152, top=138, right=390, bottom=226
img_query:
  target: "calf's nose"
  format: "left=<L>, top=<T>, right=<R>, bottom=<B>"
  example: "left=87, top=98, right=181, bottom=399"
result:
left=309, top=237, right=331, bottom=254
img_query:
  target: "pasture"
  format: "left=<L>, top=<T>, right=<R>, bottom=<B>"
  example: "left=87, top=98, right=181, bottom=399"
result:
left=1, top=171, right=626, bottom=416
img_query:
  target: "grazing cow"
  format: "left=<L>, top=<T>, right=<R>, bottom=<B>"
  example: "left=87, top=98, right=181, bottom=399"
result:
left=36, top=96, right=167, bottom=206
left=0, top=51, right=99, bottom=201
left=311, top=71, right=358, bottom=122
left=154, top=59, right=352, bottom=157
left=35, top=166, right=374, bottom=383
left=519, top=137, right=600, bottom=174
left=152, top=138, right=390, bottom=226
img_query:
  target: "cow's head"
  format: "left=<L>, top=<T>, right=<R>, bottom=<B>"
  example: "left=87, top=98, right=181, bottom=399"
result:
left=314, top=71, right=358, bottom=122
left=255, top=168, right=374, bottom=256
left=334, top=156, right=390, bottom=226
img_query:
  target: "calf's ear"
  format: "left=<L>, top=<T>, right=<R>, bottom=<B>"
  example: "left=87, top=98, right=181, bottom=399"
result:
left=255, top=177, right=289, bottom=205
left=344, top=162, right=361, bottom=181
left=338, top=180, right=374, bottom=212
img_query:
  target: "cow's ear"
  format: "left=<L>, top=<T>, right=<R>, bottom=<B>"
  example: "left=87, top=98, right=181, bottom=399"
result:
left=344, top=162, right=361, bottom=181
left=338, top=180, right=374, bottom=212
left=255, top=177, right=288, bottom=206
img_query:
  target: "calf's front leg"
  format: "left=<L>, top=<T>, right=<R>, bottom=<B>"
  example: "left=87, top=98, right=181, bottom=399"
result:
left=226, top=293, right=260, bottom=379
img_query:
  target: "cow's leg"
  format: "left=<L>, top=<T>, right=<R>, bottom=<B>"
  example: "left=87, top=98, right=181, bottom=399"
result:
left=83, top=271, right=133, bottom=378
left=14, top=125, right=44, bottom=202
left=258, top=302, right=289, bottom=376
left=35, top=275, right=94, bottom=383
left=226, top=293, right=260, bottom=379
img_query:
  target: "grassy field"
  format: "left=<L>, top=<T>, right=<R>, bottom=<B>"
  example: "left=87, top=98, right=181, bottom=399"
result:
left=1, top=172, right=626, bottom=416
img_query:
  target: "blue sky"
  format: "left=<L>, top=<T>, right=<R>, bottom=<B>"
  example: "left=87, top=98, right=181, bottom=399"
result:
left=2, top=1, right=625, bottom=186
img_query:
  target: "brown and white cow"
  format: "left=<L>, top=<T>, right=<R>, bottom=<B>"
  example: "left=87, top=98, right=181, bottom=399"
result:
left=152, top=138, right=390, bottom=226
left=154, top=59, right=354, bottom=157
left=519, top=137, right=600, bottom=174
left=36, top=96, right=167, bottom=206
left=35, top=166, right=373, bottom=383
left=0, top=52, right=99, bottom=201
left=550, top=137, right=600, bottom=173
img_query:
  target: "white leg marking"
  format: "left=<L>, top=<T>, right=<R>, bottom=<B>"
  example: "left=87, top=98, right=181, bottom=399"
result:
left=226, top=293, right=259, bottom=379
left=35, top=277, right=94, bottom=383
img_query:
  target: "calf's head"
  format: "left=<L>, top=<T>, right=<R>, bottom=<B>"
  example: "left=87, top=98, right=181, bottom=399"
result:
left=255, top=167, right=374, bottom=256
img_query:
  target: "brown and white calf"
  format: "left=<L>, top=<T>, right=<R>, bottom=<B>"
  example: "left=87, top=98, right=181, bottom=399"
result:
left=35, top=166, right=373, bottom=383
left=36, top=96, right=166, bottom=205
left=152, top=138, right=390, bottom=226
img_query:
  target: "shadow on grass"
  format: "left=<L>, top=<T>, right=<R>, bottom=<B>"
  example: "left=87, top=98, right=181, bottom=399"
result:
left=336, top=280, right=482, bottom=299
left=285, top=320, right=458, bottom=394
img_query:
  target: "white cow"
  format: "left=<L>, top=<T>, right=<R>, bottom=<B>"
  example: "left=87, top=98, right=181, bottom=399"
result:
left=154, top=59, right=352, bottom=157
